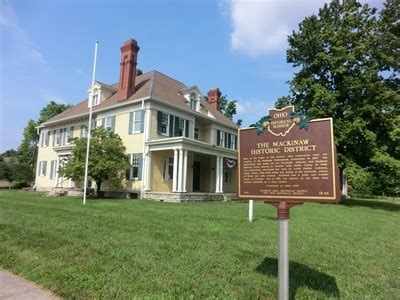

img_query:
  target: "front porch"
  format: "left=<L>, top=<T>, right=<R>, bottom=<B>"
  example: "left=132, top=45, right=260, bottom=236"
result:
left=143, top=137, right=237, bottom=200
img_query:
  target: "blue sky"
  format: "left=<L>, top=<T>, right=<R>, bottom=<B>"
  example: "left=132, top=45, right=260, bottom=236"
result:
left=0, top=0, right=383, bottom=152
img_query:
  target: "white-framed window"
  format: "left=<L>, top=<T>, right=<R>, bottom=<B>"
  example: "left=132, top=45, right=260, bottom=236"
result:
left=100, top=116, right=115, bottom=132
left=38, top=161, right=47, bottom=177
left=91, top=89, right=99, bottom=107
left=232, top=135, right=237, bottom=150
left=217, top=130, right=225, bottom=147
left=40, top=131, right=50, bottom=147
left=66, top=127, right=74, bottom=144
left=157, top=111, right=169, bottom=136
left=224, top=169, right=232, bottom=184
left=50, top=160, right=58, bottom=180
left=54, top=129, right=62, bottom=146
left=157, top=111, right=189, bottom=138
left=194, top=127, right=199, bottom=140
left=163, top=156, right=174, bottom=180
left=126, top=153, right=142, bottom=180
left=44, top=131, right=50, bottom=146
left=80, top=125, right=88, bottom=138
left=217, top=130, right=237, bottom=150
left=128, top=110, right=144, bottom=134
left=105, top=116, right=113, bottom=129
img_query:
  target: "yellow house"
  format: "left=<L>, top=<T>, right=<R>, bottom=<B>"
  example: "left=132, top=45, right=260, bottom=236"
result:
left=35, top=39, right=238, bottom=201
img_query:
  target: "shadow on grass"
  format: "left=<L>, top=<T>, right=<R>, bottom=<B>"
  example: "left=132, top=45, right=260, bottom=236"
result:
left=256, top=257, right=340, bottom=299
left=252, top=216, right=276, bottom=222
left=341, top=199, right=400, bottom=212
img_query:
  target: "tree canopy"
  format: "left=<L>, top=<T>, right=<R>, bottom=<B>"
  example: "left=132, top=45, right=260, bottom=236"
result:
left=254, top=0, right=399, bottom=195
left=59, top=127, right=129, bottom=196
left=1, top=101, right=72, bottom=186
left=205, top=94, right=243, bottom=126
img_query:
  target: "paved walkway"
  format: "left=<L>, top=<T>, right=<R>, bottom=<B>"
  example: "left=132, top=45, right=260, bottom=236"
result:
left=0, top=270, right=59, bottom=300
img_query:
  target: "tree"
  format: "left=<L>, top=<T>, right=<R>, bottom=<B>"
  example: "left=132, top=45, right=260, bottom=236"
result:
left=15, top=102, right=72, bottom=186
left=205, top=94, right=243, bottom=126
left=257, top=0, right=399, bottom=195
left=59, top=127, right=129, bottom=196
left=37, top=101, right=72, bottom=124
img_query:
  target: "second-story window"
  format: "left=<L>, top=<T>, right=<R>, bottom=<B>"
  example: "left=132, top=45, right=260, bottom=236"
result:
left=54, top=129, right=62, bottom=146
left=66, top=127, right=74, bottom=144
left=157, top=111, right=189, bottom=138
left=217, top=130, right=237, bottom=150
left=40, top=131, right=49, bottom=147
left=100, top=116, right=116, bottom=133
left=157, top=111, right=169, bottom=136
left=128, top=110, right=144, bottom=134
left=194, top=127, right=199, bottom=140
left=80, top=125, right=88, bottom=138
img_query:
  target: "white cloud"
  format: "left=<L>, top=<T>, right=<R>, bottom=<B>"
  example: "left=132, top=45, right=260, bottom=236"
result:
left=0, top=1, right=46, bottom=64
left=222, top=0, right=327, bottom=57
left=222, top=0, right=382, bottom=57
left=236, top=97, right=276, bottom=126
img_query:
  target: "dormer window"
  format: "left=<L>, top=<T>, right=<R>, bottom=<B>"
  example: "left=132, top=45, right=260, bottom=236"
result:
left=189, top=93, right=197, bottom=111
left=91, top=89, right=99, bottom=107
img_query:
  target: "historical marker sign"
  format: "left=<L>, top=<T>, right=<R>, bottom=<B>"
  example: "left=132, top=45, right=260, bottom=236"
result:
left=238, top=106, right=340, bottom=202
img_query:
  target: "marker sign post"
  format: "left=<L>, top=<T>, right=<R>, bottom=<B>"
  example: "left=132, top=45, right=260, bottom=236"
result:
left=238, top=106, right=340, bottom=300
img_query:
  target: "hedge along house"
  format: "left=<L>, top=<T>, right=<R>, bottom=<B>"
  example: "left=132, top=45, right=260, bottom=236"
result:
left=35, top=39, right=238, bottom=201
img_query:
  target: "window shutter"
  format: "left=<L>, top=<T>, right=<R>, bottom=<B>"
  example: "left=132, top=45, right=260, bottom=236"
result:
left=185, top=120, right=189, bottom=138
left=43, top=161, right=47, bottom=176
left=140, top=110, right=145, bottom=133
left=157, top=111, right=162, bottom=134
left=40, top=133, right=43, bottom=147
left=101, top=118, right=105, bottom=128
left=128, top=112, right=133, bottom=134
left=47, top=131, right=51, bottom=146
left=217, top=130, right=221, bottom=146
left=137, top=153, right=143, bottom=180
left=38, top=162, right=41, bottom=176
left=61, top=128, right=65, bottom=145
left=111, top=116, right=116, bottom=132
left=53, top=130, right=56, bottom=146
left=169, top=115, right=174, bottom=137
left=71, top=126, right=74, bottom=139
left=50, top=161, right=54, bottom=179
left=125, top=154, right=131, bottom=180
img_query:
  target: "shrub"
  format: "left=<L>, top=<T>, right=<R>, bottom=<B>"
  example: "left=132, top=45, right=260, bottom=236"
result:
left=10, top=180, right=29, bottom=189
left=344, top=162, right=376, bottom=197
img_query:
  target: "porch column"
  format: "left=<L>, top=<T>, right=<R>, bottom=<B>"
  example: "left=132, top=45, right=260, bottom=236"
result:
left=145, top=152, right=151, bottom=191
left=215, top=156, right=220, bottom=193
left=215, top=156, right=224, bottom=193
left=178, top=149, right=184, bottom=192
left=172, top=148, right=178, bottom=192
left=145, top=108, right=151, bottom=141
left=219, top=157, right=224, bottom=193
left=183, top=150, right=188, bottom=192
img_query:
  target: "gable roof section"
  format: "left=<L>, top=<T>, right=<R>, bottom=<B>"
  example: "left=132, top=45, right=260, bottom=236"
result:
left=43, top=70, right=238, bottom=129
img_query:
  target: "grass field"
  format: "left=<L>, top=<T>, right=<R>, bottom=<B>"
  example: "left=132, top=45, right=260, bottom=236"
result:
left=0, top=190, right=399, bottom=299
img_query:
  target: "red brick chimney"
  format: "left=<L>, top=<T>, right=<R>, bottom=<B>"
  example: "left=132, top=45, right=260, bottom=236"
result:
left=207, top=88, right=221, bottom=111
left=118, top=39, right=140, bottom=101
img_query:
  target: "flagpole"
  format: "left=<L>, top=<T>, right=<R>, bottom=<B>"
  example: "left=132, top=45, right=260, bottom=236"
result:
left=83, top=41, right=99, bottom=205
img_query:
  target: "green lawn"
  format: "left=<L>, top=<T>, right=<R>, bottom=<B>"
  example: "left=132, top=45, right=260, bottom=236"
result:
left=0, top=190, right=399, bottom=299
